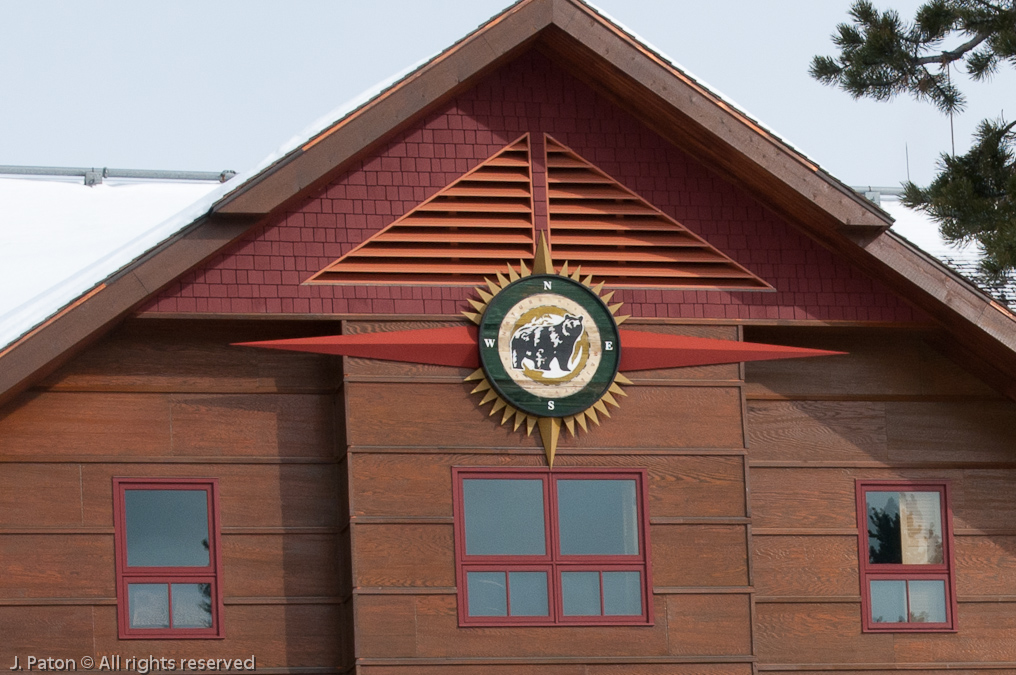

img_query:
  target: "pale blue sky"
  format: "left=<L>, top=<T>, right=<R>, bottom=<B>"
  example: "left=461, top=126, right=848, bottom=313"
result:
left=1, top=0, right=1012, bottom=186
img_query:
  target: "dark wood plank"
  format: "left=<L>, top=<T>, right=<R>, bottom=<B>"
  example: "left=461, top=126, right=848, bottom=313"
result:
left=346, top=382, right=744, bottom=449
left=754, top=602, right=893, bottom=664
left=91, top=603, right=344, bottom=667
left=953, top=470, right=1016, bottom=532
left=412, top=594, right=671, bottom=658
left=750, top=468, right=859, bottom=531
left=747, top=401, right=887, bottom=463
left=355, top=595, right=418, bottom=658
left=651, top=525, right=748, bottom=587
left=892, top=602, right=1016, bottom=663
left=956, top=536, right=1016, bottom=597
left=223, top=533, right=342, bottom=599
left=350, top=453, right=745, bottom=519
left=354, top=524, right=455, bottom=588
left=0, top=606, right=94, bottom=658
left=665, top=594, right=752, bottom=656
left=744, top=328, right=998, bottom=399
left=170, top=394, right=335, bottom=457
left=752, top=535, right=858, bottom=597
left=0, top=534, right=112, bottom=597
left=36, top=319, right=341, bottom=394
left=886, top=401, right=1016, bottom=464
left=0, top=392, right=172, bottom=456
left=0, top=464, right=82, bottom=527
left=80, top=463, right=338, bottom=529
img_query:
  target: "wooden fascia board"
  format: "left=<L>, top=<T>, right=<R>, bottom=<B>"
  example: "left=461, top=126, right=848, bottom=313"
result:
left=541, top=0, right=890, bottom=233
left=0, top=215, right=257, bottom=408
left=862, top=233, right=1016, bottom=353
left=213, top=0, right=555, bottom=216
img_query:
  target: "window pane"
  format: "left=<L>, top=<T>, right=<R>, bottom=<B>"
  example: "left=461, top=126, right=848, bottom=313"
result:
left=561, top=571, right=601, bottom=616
left=467, top=572, right=507, bottom=616
left=870, top=580, right=907, bottom=623
left=125, top=490, right=210, bottom=567
left=557, top=480, right=638, bottom=555
left=900, top=492, right=944, bottom=565
left=509, top=572, right=549, bottom=617
left=128, top=583, right=169, bottom=628
left=463, top=479, right=545, bottom=556
left=908, top=580, right=947, bottom=623
left=171, top=583, right=213, bottom=628
left=602, top=571, right=642, bottom=616
left=866, top=492, right=902, bottom=564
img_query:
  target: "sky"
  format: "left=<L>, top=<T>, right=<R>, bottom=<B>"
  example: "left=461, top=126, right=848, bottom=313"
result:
left=1, top=0, right=1013, bottom=188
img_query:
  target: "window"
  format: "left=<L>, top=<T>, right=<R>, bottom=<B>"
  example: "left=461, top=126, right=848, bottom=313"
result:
left=113, top=478, right=224, bottom=639
left=452, top=468, right=652, bottom=626
left=856, top=481, right=956, bottom=632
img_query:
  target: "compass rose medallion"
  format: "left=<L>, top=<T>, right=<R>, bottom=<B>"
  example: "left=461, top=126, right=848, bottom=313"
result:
left=460, top=235, right=628, bottom=464
left=235, top=234, right=843, bottom=468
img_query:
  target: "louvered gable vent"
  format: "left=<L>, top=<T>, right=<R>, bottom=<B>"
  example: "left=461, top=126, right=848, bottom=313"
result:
left=308, top=134, right=770, bottom=291
left=307, top=135, right=535, bottom=285
left=545, top=135, right=771, bottom=290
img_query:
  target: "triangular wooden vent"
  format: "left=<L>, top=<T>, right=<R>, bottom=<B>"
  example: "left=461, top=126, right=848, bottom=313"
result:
left=307, top=135, right=535, bottom=285
left=545, top=135, right=772, bottom=290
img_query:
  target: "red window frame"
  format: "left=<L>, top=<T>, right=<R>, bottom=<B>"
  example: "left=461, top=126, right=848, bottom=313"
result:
left=856, top=480, right=957, bottom=632
left=113, top=478, right=225, bottom=639
left=452, top=467, right=653, bottom=626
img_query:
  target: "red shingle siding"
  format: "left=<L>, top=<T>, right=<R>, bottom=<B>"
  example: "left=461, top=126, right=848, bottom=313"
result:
left=141, top=52, right=921, bottom=323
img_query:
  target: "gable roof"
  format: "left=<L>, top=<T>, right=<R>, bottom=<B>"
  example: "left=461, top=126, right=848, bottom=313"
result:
left=2, top=0, right=1016, bottom=408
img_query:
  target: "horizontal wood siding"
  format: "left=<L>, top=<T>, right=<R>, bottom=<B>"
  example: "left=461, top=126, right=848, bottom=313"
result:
left=744, top=325, right=1016, bottom=673
left=345, top=319, right=753, bottom=670
left=0, top=320, right=352, bottom=671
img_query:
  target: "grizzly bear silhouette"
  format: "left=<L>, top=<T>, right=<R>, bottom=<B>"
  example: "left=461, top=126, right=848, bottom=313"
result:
left=510, top=313, right=585, bottom=373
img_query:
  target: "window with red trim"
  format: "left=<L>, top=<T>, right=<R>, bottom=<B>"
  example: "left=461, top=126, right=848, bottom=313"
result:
left=452, top=468, right=652, bottom=626
left=856, top=480, right=956, bottom=632
left=113, top=478, right=224, bottom=639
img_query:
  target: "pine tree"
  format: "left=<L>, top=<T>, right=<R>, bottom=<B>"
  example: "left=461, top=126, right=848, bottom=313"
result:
left=811, top=0, right=1016, bottom=281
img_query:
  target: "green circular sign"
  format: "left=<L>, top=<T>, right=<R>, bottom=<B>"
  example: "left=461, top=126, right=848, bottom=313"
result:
left=478, top=275, right=621, bottom=418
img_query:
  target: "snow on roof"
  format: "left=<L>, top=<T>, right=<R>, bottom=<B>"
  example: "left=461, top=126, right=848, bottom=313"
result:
left=885, top=196, right=1016, bottom=306
left=0, top=176, right=222, bottom=350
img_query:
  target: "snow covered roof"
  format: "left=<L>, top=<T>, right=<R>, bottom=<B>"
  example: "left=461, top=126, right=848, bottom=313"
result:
left=885, top=196, right=1016, bottom=307
left=0, top=176, right=222, bottom=350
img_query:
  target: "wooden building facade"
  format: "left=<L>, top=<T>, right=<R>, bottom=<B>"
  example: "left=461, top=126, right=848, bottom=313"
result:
left=3, top=1, right=1016, bottom=673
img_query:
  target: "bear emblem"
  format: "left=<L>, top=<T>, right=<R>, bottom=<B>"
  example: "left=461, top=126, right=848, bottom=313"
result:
left=510, top=313, right=585, bottom=376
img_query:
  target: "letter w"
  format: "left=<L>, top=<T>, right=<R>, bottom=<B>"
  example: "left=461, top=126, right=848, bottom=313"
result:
left=484, top=338, right=495, bottom=347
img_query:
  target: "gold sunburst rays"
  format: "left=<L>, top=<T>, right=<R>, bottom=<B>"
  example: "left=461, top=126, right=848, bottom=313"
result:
left=462, top=233, right=630, bottom=467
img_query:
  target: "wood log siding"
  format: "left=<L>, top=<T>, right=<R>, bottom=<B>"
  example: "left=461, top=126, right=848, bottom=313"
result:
left=0, top=320, right=352, bottom=671
left=744, top=324, right=1016, bottom=672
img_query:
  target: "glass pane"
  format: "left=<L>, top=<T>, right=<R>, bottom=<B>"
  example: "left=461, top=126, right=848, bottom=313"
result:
left=908, top=580, right=947, bottom=623
left=602, top=571, right=642, bottom=616
left=171, top=583, right=213, bottom=628
left=561, top=571, right=601, bottom=616
left=870, top=579, right=907, bottom=623
left=866, top=492, right=902, bottom=564
left=467, top=572, right=507, bottom=616
left=557, top=480, right=638, bottom=555
left=128, top=583, right=169, bottom=628
left=125, top=489, right=210, bottom=567
left=463, top=479, right=545, bottom=556
left=900, top=492, right=944, bottom=565
left=508, top=572, right=549, bottom=617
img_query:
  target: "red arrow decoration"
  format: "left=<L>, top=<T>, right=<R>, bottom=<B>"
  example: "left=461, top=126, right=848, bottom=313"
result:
left=235, top=326, right=842, bottom=370
left=235, top=326, right=481, bottom=368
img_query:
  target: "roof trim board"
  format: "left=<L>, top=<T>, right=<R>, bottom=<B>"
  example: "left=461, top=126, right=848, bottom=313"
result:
left=1, top=0, right=1015, bottom=407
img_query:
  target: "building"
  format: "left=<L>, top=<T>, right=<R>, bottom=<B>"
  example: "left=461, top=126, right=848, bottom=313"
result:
left=2, top=0, right=1016, bottom=673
